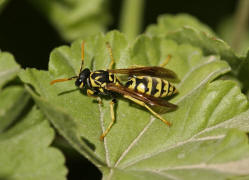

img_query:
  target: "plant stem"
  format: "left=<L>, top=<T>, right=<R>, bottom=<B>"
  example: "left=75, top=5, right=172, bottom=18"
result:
left=231, top=0, right=249, bottom=52
left=119, top=0, right=145, bottom=41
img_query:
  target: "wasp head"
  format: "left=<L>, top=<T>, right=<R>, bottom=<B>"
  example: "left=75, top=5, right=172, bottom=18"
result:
left=75, top=68, right=90, bottom=88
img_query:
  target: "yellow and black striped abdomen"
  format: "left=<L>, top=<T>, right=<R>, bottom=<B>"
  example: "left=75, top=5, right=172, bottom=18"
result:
left=125, top=76, right=177, bottom=98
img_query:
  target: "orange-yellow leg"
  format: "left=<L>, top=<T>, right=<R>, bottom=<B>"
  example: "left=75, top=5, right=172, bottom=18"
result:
left=124, top=95, right=171, bottom=126
left=106, top=42, right=115, bottom=69
left=160, top=55, right=172, bottom=67
left=100, top=99, right=116, bottom=140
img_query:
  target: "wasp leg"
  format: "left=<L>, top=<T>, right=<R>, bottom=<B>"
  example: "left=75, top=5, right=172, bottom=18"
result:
left=124, top=95, right=171, bottom=126
left=106, top=42, right=115, bottom=69
left=100, top=99, right=117, bottom=140
left=160, top=55, right=172, bottom=67
left=87, top=89, right=102, bottom=104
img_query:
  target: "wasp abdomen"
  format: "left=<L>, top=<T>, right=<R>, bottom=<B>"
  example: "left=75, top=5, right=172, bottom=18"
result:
left=125, top=76, right=177, bottom=98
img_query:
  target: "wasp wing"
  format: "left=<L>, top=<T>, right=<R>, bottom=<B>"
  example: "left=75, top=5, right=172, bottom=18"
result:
left=106, top=83, right=177, bottom=114
left=108, top=66, right=178, bottom=81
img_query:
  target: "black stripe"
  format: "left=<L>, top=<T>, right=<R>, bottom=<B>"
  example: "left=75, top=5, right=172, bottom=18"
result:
left=172, top=86, right=175, bottom=93
left=160, top=79, right=165, bottom=97
left=151, top=78, right=159, bottom=96
left=167, top=82, right=171, bottom=94
left=125, top=80, right=133, bottom=87
left=143, top=77, right=149, bottom=93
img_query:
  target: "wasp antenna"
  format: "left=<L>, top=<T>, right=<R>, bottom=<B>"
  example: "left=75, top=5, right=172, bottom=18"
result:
left=50, top=76, right=78, bottom=85
left=79, top=41, right=85, bottom=73
left=106, top=42, right=115, bottom=69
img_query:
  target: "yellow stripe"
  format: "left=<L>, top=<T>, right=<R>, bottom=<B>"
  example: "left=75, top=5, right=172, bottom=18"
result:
left=147, top=77, right=153, bottom=95
left=101, top=82, right=106, bottom=87
left=115, top=80, right=121, bottom=86
left=99, top=88, right=104, bottom=93
left=129, top=77, right=136, bottom=90
left=109, top=74, right=113, bottom=81
left=90, top=77, right=97, bottom=87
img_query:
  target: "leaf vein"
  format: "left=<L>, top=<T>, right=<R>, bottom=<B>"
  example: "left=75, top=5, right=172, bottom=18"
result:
left=122, top=135, right=224, bottom=169
left=114, top=116, right=155, bottom=167
left=98, top=103, right=111, bottom=167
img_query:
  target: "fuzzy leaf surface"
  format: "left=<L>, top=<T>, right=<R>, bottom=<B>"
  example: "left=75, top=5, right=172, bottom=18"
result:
left=146, top=14, right=242, bottom=73
left=0, top=86, right=30, bottom=132
left=0, top=107, right=67, bottom=180
left=0, top=52, right=20, bottom=90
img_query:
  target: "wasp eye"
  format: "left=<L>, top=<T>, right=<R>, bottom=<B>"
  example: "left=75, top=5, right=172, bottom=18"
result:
left=75, top=78, right=82, bottom=87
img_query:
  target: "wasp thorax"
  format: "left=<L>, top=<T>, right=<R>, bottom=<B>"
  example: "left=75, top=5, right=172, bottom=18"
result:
left=75, top=68, right=90, bottom=88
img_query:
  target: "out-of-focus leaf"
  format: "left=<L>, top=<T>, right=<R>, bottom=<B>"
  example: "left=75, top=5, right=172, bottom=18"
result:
left=0, top=86, right=30, bottom=132
left=0, top=0, right=9, bottom=13
left=0, top=106, right=67, bottom=180
left=146, top=14, right=215, bottom=36
left=19, top=31, right=249, bottom=179
left=217, top=17, right=249, bottom=93
left=0, top=52, right=20, bottom=90
left=217, top=17, right=249, bottom=56
left=146, top=14, right=242, bottom=74
left=29, top=0, right=111, bottom=41
left=237, top=50, right=249, bottom=92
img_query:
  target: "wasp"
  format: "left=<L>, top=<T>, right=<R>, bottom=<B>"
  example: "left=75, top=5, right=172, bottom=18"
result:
left=50, top=41, right=178, bottom=140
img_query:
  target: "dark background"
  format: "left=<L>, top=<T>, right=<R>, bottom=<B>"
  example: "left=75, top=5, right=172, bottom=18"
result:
left=0, top=0, right=237, bottom=179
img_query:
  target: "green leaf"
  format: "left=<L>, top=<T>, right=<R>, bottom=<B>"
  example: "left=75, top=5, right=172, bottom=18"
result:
left=0, top=52, right=20, bottom=90
left=0, top=106, right=67, bottom=180
left=107, top=130, right=249, bottom=180
left=146, top=14, right=242, bottom=74
left=146, top=14, right=215, bottom=36
left=19, top=31, right=249, bottom=179
left=0, top=86, right=30, bottom=132
left=29, top=0, right=111, bottom=41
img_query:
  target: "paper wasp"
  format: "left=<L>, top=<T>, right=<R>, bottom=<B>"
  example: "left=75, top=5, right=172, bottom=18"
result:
left=50, top=41, right=178, bottom=140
